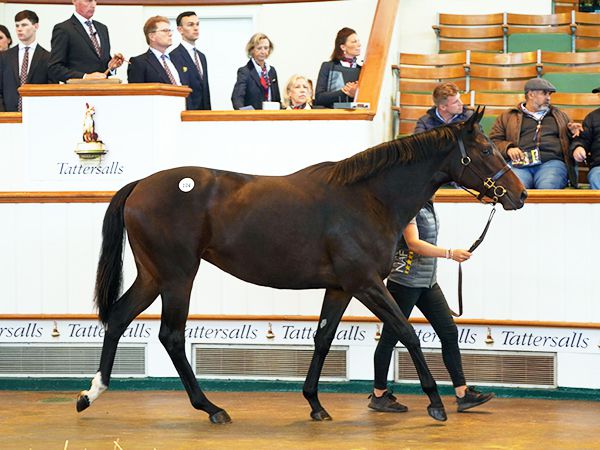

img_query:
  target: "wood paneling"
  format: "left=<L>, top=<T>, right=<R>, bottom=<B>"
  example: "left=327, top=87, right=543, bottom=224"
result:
left=19, top=83, right=191, bottom=97
left=181, top=109, right=374, bottom=122
left=355, top=0, right=399, bottom=107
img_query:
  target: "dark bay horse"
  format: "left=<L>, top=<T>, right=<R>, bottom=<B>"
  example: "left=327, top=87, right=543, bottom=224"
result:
left=76, top=108, right=526, bottom=424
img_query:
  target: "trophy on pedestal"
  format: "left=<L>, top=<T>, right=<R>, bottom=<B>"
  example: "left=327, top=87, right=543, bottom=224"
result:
left=75, top=103, right=107, bottom=161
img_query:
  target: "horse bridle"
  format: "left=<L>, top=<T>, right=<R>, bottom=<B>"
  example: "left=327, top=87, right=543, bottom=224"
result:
left=449, top=134, right=511, bottom=317
left=456, top=134, right=511, bottom=204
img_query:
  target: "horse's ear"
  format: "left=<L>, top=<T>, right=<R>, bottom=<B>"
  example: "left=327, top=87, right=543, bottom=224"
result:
left=464, top=105, right=479, bottom=131
left=476, top=105, right=486, bottom=123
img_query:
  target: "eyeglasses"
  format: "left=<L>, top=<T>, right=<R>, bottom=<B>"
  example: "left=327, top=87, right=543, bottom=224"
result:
left=151, top=28, right=172, bottom=34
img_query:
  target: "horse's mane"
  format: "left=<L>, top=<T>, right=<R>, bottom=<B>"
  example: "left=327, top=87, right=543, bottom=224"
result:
left=325, top=124, right=457, bottom=185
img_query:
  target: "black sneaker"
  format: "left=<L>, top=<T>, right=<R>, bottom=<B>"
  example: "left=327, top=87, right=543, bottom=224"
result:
left=368, top=391, right=408, bottom=413
left=456, top=386, right=495, bottom=412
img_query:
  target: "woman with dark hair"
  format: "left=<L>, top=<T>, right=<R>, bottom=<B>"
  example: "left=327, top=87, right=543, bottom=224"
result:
left=0, top=24, right=13, bottom=51
left=314, top=27, right=361, bottom=108
left=231, top=32, right=281, bottom=110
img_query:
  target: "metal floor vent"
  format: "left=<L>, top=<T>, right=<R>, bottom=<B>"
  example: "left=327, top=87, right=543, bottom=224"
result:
left=396, top=348, right=556, bottom=387
left=194, top=345, right=347, bottom=380
left=0, top=345, right=146, bottom=377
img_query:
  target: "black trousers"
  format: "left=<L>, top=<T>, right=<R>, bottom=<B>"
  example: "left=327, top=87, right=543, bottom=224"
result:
left=373, top=279, right=466, bottom=389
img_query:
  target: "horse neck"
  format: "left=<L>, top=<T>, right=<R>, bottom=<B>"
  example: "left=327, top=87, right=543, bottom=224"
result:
left=368, top=145, right=451, bottom=226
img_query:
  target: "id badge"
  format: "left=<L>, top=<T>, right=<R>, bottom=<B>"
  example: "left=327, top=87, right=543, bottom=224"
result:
left=513, top=148, right=542, bottom=167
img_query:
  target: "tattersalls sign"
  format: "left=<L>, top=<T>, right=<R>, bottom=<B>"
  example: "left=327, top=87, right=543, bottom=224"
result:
left=0, top=320, right=598, bottom=388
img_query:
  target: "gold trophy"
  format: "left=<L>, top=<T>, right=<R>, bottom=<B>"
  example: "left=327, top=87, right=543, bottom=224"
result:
left=75, top=103, right=107, bottom=161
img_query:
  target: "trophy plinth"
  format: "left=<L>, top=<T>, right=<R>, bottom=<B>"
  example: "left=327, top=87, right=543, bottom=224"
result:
left=75, top=141, right=107, bottom=160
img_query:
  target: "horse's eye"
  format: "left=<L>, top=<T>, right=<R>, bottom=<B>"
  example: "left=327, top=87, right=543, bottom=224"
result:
left=482, top=147, right=492, bottom=156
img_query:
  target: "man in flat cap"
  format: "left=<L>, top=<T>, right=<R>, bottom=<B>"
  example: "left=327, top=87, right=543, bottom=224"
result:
left=570, top=86, right=600, bottom=189
left=490, top=78, right=580, bottom=189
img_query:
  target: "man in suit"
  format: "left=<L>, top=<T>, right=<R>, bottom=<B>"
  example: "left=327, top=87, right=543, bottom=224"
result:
left=48, top=0, right=123, bottom=82
left=0, top=10, right=49, bottom=112
left=169, top=11, right=211, bottom=110
left=128, top=15, right=189, bottom=89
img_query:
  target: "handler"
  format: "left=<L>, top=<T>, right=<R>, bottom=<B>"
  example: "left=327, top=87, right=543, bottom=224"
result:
left=368, top=199, right=495, bottom=413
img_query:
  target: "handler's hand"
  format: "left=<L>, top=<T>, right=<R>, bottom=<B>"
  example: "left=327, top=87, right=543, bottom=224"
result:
left=452, top=249, right=471, bottom=263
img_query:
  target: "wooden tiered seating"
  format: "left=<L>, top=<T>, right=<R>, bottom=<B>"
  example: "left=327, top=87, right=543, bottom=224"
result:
left=506, top=13, right=574, bottom=52
left=432, top=13, right=505, bottom=52
left=554, top=0, right=578, bottom=14
left=540, top=50, right=600, bottom=71
left=393, top=52, right=468, bottom=93
left=468, top=51, right=540, bottom=91
left=573, top=12, right=600, bottom=50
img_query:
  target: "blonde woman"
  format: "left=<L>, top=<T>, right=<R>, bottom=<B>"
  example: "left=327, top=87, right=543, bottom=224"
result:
left=231, top=32, right=281, bottom=110
left=284, top=75, right=312, bottom=110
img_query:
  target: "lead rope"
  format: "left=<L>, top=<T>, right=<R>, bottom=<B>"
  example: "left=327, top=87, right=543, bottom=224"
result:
left=450, top=206, right=496, bottom=317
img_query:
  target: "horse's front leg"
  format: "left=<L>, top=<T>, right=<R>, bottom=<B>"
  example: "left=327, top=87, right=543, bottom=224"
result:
left=303, top=288, right=352, bottom=421
left=353, top=281, right=447, bottom=422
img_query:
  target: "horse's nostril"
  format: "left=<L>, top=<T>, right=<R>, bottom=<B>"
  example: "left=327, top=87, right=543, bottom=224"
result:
left=520, top=190, right=528, bottom=203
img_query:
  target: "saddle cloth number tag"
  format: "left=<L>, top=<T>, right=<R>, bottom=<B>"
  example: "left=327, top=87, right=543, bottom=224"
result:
left=513, top=148, right=541, bottom=167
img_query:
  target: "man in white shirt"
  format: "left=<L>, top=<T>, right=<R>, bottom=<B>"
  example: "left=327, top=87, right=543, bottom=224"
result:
left=169, top=11, right=212, bottom=110
left=0, top=10, right=49, bottom=112
left=48, top=0, right=124, bottom=82
left=127, top=15, right=189, bottom=89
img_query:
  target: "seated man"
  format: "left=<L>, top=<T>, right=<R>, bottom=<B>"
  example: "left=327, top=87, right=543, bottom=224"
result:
left=414, top=82, right=472, bottom=133
left=489, top=78, right=578, bottom=189
left=570, top=86, right=600, bottom=190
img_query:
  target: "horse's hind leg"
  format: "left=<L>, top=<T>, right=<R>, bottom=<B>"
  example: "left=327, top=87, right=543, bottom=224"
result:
left=77, top=274, right=158, bottom=412
left=303, top=288, right=352, bottom=421
left=159, top=282, right=231, bottom=424
left=353, top=282, right=446, bottom=421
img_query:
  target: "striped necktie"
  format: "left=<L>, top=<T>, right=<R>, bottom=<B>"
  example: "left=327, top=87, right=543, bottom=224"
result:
left=17, top=46, right=30, bottom=112
left=85, top=20, right=102, bottom=58
left=160, top=54, right=178, bottom=85
left=193, top=49, right=204, bottom=79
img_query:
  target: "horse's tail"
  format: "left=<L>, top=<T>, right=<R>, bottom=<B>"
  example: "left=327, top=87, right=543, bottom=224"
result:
left=95, top=180, right=139, bottom=326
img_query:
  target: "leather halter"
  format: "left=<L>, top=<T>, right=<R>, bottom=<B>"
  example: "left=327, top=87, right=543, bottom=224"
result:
left=456, top=134, right=511, bottom=204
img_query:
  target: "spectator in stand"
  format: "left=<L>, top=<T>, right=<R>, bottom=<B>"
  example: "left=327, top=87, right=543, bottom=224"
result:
left=414, top=82, right=472, bottom=134
left=48, top=0, right=124, bottom=82
left=489, top=78, right=581, bottom=189
left=231, top=33, right=280, bottom=110
left=0, top=25, right=12, bottom=51
left=128, top=16, right=189, bottom=88
left=170, top=11, right=211, bottom=110
left=570, top=85, right=600, bottom=189
left=0, top=10, right=50, bottom=112
left=283, top=75, right=312, bottom=110
left=314, top=27, right=361, bottom=108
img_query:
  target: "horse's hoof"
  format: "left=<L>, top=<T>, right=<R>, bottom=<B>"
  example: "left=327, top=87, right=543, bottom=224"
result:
left=427, top=405, right=447, bottom=422
left=209, top=410, right=232, bottom=424
left=310, top=409, right=333, bottom=421
left=76, top=393, right=90, bottom=413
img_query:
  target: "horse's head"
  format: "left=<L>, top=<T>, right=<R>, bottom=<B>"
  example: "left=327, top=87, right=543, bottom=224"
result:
left=449, top=106, right=527, bottom=210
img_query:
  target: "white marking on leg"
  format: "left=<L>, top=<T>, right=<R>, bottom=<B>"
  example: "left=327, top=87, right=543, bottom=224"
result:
left=320, top=319, right=327, bottom=328
left=81, top=371, right=107, bottom=403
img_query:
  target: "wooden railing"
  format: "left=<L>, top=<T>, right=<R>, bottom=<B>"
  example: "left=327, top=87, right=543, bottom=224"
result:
left=2, top=190, right=600, bottom=204
left=0, top=313, right=597, bottom=329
